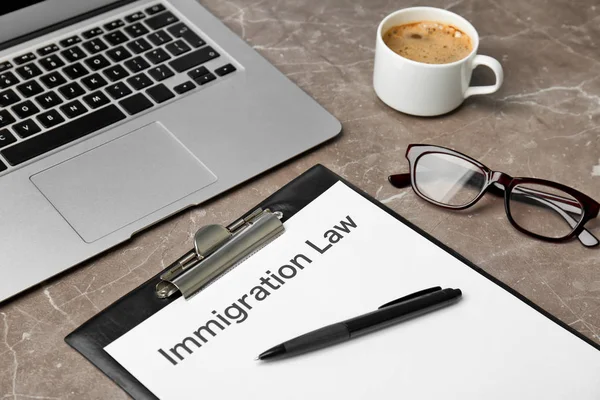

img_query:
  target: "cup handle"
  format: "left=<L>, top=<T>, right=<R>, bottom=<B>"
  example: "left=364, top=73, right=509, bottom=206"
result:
left=464, top=55, right=504, bottom=98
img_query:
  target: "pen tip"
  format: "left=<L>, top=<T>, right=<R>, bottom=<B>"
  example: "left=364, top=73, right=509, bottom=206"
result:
left=256, top=344, right=285, bottom=361
left=254, top=357, right=260, bottom=361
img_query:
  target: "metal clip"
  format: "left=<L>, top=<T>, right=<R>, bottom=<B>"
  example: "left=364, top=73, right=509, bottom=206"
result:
left=155, top=208, right=284, bottom=299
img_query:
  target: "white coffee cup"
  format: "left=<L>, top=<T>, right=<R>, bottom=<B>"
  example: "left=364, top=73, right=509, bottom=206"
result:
left=373, top=7, right=503, bottom=116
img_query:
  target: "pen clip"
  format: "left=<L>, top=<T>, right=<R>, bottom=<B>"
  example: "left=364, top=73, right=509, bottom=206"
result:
left=378, top=286, right=442, bottom=309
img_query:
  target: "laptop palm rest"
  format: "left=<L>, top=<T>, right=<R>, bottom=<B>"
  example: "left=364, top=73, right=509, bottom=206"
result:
left=30, top=122, right=217, bottom=243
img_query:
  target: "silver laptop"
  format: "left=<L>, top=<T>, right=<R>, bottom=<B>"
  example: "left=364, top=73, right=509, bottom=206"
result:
left=0, top=0, right=341, bottom=302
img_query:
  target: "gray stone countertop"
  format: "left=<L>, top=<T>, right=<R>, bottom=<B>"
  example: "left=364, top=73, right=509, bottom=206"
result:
left=1, top=0, right=599, bottom=398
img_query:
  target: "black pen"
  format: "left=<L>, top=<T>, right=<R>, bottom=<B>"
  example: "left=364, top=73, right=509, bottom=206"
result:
left=256, top=286, right=462, bottom=361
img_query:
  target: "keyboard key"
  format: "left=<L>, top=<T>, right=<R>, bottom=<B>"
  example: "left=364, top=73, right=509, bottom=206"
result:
left=0, top=110, right=16, bottom=127
left=58, top=82, right=85, bottom=99
left=35, top=91, right=63, bottom=109
left=145, top=48, right=171, bottom=64
left=63, top=63, right=89, bottom=80
left=183, top=32, right=205, bottom=48
left=215, top=63, right=236, bottom=77
left=61, top=46, right=87, bottom=62
left=127, top=38, right=152, bottom=54
left=106, top=46, right=132, bottom=63
left=15, top=63, right=42, bottom=80
left=145, top=11, right=178, bottom=30
left=81, top=73, right=108, bottom=90
left=104, top=19, right=125, bottom=31
left=0, top=72, right=19, bottom=88
left=124, top=23, right=149, bottom=38
left=127, top=73, right=153, bottom=90
left=173, top=80, right=195, bottom=94
left=14, top=53, right=36, bottom=65
left=105, top=82, right=132, bottom=99
left=12, top=119, right=41, bottom=138
left=16, top=81, right=44, bottom=98
left=85, top=54, right=111, bottom=71
left=83, top=91, right=110, bottom=109
left=146, top=83, right=174, bottom=103
left=104, top=65, right=129, bottom=82
left=12, top=100, right=39, bottom=119
left=187, top=66, right=209, bottom=80
left=104, top=31, right=128, bottom=46
left=165, top=40, right=190, bottom=56
left=37, top=109, right=64, bottom=128
left=37, top=44, right=59, bottom=56
left=0, top=89, right=20, bottom=107
left=0, top=160, right=5, bottom=172
left=60, top=100, right=88, bottom=118
left=2, top=105, right=125, bottom=165
left=0, top=129, right=16, bottom=149
left=82, top=38, right=108, bottom=54
left=119, top=93, right=153, bottom=115
left=59, top=35, right=81, bottom=48
left=40, top=71, right=67, bottom=88
left=82, top=27, right=103, bottom=39
left=124, top=56, right=150, bottom=73
left=169, top=46, right=219, bottom=73
left=148, top=64, right=174, bottom=81
left=146, top=4, right=166, bottom=15
left=195, top=72, right=216, bottom=85
left=39, top=55, right=65, bottom=71
left=0, top=61, right=13, bottom=73
left=147, top=30, right=172, bottom=46
left=165, top=23, right=191, bottom=39
left=125, top=11, right=145, bottom=23
left=167, top=23, right=204, bottom=48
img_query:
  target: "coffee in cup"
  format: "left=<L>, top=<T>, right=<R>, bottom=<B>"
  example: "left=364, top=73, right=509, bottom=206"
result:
left=383, top=21, right=473, bottom=64
left=373, top=7, right=504, bottom=116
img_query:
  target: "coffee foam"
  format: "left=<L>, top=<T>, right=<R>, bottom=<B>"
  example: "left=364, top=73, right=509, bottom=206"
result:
left=383, top=21, right=473, bottom=64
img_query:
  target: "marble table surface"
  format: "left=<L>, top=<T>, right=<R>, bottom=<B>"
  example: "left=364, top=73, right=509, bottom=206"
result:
left=1, top=0, right=599, bottom=398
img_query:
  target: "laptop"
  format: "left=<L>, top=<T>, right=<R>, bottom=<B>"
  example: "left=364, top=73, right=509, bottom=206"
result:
left=0, top=0, right=341, bottom=302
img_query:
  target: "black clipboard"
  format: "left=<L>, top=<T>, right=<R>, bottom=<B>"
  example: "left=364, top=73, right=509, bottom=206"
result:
left=65, top=164, right=600, bottom=399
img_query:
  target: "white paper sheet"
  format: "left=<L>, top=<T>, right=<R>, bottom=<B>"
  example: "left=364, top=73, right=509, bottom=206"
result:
left=106, top=182, right=600, bottom=399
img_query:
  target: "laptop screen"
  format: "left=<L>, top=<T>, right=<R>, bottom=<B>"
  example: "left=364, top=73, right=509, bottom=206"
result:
left=0, top=1, right=47, bottom=17
left=0, top=0, right=121, bottom=47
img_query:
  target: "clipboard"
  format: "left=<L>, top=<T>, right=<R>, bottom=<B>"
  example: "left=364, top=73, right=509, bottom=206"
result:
left=65, top=164, right=600, bottom=400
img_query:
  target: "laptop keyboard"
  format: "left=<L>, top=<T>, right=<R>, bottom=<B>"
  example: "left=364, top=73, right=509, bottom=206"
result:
left=0, top=3, right=237, bottom=173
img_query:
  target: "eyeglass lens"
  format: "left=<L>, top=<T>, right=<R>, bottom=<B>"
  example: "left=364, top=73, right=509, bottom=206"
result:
left=509, top=183, right=583, bottom=239
left=414, top=153, right=486, bottom=207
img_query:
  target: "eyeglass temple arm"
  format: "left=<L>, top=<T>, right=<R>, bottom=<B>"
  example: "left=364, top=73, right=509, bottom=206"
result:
left=388, top=172, right=598, bottom=247
left=388, top=173, right=412, bottom=188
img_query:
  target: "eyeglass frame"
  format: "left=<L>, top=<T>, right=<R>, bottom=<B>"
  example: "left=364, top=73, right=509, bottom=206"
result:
left=388, top=144, right=600, bottom=247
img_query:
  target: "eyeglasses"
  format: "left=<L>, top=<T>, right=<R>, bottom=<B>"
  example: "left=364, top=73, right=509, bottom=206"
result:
left=388, top=144, right=600, bottom=247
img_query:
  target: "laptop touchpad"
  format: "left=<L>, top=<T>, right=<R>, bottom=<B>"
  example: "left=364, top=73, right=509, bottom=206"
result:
left=31, top=122, right=217, bottom=243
